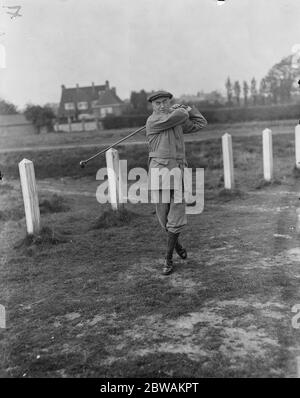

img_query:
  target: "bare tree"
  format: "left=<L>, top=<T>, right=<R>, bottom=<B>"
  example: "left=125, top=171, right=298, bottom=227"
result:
left=225, top=77, right=233, bottom=106
left=243, top=81, right=249, bottom=106
left=250, top=78, right=258, bottom=105
left=259, top=78, right=267, bottom=105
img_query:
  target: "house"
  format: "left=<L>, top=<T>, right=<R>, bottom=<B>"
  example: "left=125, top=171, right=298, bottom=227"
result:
left=0, top=114, right=35, bottom=136
left=58, top=80, right=124, bottom=121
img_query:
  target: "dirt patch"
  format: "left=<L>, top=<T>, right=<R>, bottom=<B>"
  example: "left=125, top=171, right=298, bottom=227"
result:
left=219, top=326, right=279, bottom=360
left=286, top=248, right=300, bottom=261
left=100, top=305, right=280, bottom=367
left=65, top=312, right=81, bottom=321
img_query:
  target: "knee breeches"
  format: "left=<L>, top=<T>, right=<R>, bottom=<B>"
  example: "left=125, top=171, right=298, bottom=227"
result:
left=155, top=190, right=187, bottom=234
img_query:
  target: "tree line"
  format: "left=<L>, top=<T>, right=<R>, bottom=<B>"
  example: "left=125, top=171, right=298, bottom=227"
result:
left=226, top=55, right=299, bottom=107
left=0, top=98, right=55, bottom=134
left=225, top=75, right=294, bottom=107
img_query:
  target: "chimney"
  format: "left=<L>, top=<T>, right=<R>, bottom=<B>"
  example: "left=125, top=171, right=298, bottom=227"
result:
left=76, top=83, right=79, bottom=89
left=105, top=80, right=109, bottom=90
left=111, top=86, right=116, bottom=95
left=92, top=82, right=95, bottom=95
left=61, top=84, right=65, bottom=90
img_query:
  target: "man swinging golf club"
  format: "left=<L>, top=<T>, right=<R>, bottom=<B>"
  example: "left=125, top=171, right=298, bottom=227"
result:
left=146, top=90, right=208, bottom=275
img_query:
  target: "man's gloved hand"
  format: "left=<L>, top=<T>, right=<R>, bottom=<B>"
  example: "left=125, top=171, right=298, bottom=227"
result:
left=182, top=105, right=192, bottom=112
left=170, top=104, right=192, bottom=112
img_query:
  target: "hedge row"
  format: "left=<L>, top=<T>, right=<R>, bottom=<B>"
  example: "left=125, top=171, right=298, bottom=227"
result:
left=100, top=104, right=300, bottom=129
left=101, top=115, right=149, bottom=129
left=200, top=104, right=300, bottom=123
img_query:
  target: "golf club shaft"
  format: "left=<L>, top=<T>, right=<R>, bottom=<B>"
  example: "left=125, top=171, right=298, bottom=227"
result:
left=82, top=125, right=146, bottom=165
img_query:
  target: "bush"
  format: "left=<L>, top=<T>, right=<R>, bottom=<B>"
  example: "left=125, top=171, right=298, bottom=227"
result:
left=100, top=104, right=300, bottom=129
left=101, top=115, right=149, bottom=129
left=24, top=104, right=55, bottom=133
left=200, top=104, right=300, bottom=124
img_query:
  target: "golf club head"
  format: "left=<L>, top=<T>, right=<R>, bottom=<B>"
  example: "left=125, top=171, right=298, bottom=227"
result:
left=79, top=161, right=87, bottom=169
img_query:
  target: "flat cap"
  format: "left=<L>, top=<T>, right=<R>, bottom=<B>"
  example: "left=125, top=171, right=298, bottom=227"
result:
left=147, top=90, right=173, bottom=102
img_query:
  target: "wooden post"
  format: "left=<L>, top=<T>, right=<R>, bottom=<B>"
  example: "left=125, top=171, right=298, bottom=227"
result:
left=222, top=133, right=235, bottom=189
left=18, top=159, right=40, bottom=235
left=105, top=149, right=124, bottom=210
left=118, top=159, right=127, bottom=204
left=295, top=124, right=300, bottom=169
left=68, top=117, right=72, bottom=133
left=0, top=304, right=5, bottom=329
left=262, top=128, right=273, bottom=181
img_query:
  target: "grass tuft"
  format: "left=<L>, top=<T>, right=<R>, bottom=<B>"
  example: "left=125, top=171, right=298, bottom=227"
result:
left=14, top=226, right=70, bottom=250
left=216, top=188, right=245, bottom=202
left=0, top=182, right=14, bottom=194
left=91, top=207, right=140, bottom=229
left=39, top=194, right=70, bottom=214
left=0, top=206, right=24, bottom=221
left=255, top=178, right=282, bottom=189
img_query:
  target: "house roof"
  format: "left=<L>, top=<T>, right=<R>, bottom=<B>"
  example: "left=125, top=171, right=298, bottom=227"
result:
left=60, top=84, right=106, bottom=104
left=58, top=83, right=124, bottom=117
left=0, top=114, right=32, bottom=126
left=95, top=90, right=123, bottom=107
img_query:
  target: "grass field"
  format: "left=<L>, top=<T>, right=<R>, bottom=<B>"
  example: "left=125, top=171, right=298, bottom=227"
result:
left=1, top=120, right=300, bottom=377
left=0, top=119, right=297, bottom=152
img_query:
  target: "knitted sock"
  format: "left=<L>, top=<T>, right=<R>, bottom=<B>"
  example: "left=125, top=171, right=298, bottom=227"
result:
left=166, top=232, right=180, bottom=260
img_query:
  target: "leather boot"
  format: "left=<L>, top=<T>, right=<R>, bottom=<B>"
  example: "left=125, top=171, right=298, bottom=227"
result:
left=175, top=239, right=187, bottom=259
left=162, top=232, right=179, bottom=275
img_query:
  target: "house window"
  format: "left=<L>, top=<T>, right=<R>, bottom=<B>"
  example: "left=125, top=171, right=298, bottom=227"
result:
left=100, top=107, right=113, bottom=117
left=91, top=100, right=98, bottom=108
left=64, top=102, right=75, bottom=110
left=77, top=101, right=88, bottom=110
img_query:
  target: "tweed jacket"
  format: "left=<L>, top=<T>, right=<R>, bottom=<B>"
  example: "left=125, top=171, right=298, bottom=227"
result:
left=146, top=106, right=207, bottom=191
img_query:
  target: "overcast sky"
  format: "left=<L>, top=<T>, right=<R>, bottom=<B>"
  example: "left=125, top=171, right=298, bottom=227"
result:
left=0, top=0, right=299, bottom=109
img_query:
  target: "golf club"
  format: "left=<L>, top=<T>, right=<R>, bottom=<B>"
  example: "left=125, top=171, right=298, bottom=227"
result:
left=79, top=125, right=146, bottom=168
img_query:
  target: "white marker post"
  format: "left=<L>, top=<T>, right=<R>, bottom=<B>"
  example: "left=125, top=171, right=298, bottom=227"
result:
left=222, top=133, right=235, bottom=189
left=262, top=128, right=273, bottom=181
left=105, top=149, right=124, bottom=211
left=0, top=304, right=5, bottom=329
left=18, top=159, right=41, bottom=235
left=295, top=124, right=300, bottom=169
left=118, top=160, right=127, bottom=204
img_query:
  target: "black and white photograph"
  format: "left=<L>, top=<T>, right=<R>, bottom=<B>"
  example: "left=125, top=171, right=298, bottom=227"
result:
left=1, top=0, right=300, bottom=382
